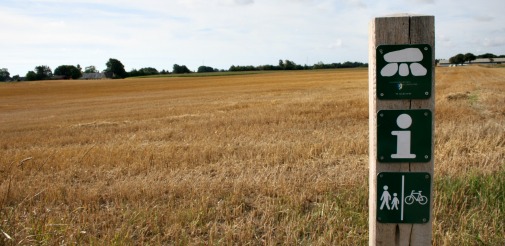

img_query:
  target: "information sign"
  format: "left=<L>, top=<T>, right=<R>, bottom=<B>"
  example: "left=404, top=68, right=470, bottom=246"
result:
left=377, top=109, right=432, bottom=163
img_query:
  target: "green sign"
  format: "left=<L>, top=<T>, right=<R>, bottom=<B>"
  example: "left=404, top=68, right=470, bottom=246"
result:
left=376, top=44, right=432, bottom=100
left=377, top=172, right=431, bottom=224
left=377, top=109, right=432, bottom=163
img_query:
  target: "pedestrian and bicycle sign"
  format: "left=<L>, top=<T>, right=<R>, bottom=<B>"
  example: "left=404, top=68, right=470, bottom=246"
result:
left=377, top=109, right=432, bottom=163
left=376, top=44, right=432, bottom=100
left=377, top=172, right=431, bottom=223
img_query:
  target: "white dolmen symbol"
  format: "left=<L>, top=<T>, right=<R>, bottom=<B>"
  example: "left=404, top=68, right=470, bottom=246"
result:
left=380, top=48, right=428, bottom=77
left=391, top=114, right=416, bottom=159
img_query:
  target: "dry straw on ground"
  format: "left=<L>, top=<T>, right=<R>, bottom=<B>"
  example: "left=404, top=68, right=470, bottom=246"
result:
left=0, top=67, right=504, bottom=244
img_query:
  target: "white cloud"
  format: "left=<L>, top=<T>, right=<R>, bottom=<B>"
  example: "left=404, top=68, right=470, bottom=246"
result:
left=414, top=0, right=434, bottom=4
left=481, top=37, right=505, bottom=48
left=474, top=15, right=494, bottom=22
left=346, top=0, right=367, bottom=9
left=328, top=39, right=343, bottom=49
left=233, top=0, right=255, bottom=5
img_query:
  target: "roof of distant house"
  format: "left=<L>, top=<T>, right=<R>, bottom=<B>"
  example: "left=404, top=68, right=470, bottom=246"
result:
left=472, top=58, right=505, bottom=63
left=81, top=72, right=106, bottom=79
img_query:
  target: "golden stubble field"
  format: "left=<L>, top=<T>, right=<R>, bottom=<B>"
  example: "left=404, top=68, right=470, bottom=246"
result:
left=0, top=67, right=504, bottom=245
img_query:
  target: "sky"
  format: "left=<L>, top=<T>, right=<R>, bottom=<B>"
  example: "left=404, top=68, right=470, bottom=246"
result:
left=1, top=0, right=504, bottom=75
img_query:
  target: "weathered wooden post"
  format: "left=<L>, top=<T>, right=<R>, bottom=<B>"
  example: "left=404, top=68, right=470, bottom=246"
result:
left=369, top=14, right=435, bottom=245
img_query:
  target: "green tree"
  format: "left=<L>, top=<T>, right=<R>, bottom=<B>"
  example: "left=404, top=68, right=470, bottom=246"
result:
left=464, top=53, right=476, bottom=63
left=128, top=67, right=159, bottom=77
left=25, top=66, right=52, bottom=81
left=477, top=53, right=497, bottom=59
left=313, top=61, right=326, bottom=69
left=449, top=54, right=465, bottom=64
left=139, top=67, right=158, bottom=75
left=172, top=64, right=191, bottom=74
left=25, top=71, right=37, bottom=81
left=84, top=65, right=98, bottom=73
left=0, top=68, right=10, bottom=81
left=54, top=65, right=82, bottom=79
left=34, top=65, right=52, bottom=80
left=197, top=66, right=215, bottom=73
left=284, top=60, right=296, bottom=70
left=278, top=59, right=284, bottom=68
left=105, top=58, right=127, bottom=79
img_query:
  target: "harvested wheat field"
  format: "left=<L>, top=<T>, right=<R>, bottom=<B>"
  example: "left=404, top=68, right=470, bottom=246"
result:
left=0, top=67, right=504, bottom=245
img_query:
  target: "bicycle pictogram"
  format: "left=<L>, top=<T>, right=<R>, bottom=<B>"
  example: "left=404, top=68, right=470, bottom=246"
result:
left=404, top=190, right=428, bottom=205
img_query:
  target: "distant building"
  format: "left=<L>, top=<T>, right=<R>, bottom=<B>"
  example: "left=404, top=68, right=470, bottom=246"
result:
left=51, top=75, right=68, bottom=80
left=470, top=58, right=505, bottom=65
left=437, top=59, right=451, bottom=67
left=438, top=58, right=505, bottom=67
left=81, top=72, right=107, bottom=80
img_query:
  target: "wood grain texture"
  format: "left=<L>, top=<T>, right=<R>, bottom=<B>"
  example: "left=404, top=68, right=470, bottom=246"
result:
left=369, top=15, right=435, bottom=246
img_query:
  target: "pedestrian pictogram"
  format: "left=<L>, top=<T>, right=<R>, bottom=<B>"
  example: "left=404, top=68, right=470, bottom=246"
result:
left=376, top=44, right=432, bottom=99
left=379, top=185, right=392, bottom=210
left=377, top=172, right=431, bottom=224
left=377, top=109, right=432, bottom=163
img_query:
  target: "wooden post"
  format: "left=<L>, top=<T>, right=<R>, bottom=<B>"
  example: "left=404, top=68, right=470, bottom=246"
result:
left=369, top=14, right=435, bottom=245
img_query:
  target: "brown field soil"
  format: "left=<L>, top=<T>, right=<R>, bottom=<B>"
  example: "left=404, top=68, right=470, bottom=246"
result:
left=0, top=67, right=504, bottom=244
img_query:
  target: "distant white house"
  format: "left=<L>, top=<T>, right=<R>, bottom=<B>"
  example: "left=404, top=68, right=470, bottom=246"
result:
left=470, top=58, right=505, bottom=65
left=81, top=72, right=107, bottom=80
left=437, top=59, right=451, bottom=67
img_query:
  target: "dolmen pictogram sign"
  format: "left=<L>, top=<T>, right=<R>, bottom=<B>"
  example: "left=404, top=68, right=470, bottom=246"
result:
left=376, top=44, right=432, bottom=100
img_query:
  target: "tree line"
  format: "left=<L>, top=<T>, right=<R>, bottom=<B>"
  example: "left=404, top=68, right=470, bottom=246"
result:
left=447, top=52, right=505, bottom=64
left=229, top=60, right=367, bottom=72
left=0, top=59, right=193, bottom=82
left=1, top=58, right=368, bottom=82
